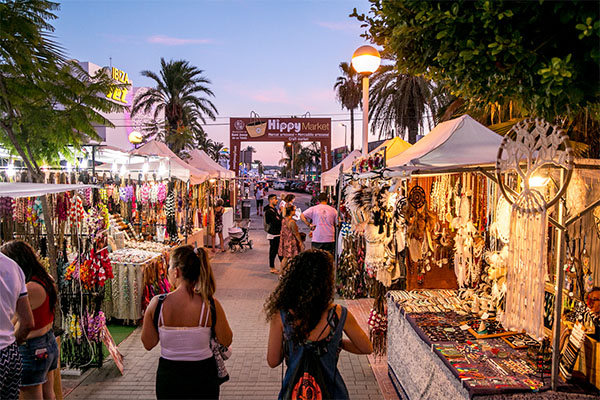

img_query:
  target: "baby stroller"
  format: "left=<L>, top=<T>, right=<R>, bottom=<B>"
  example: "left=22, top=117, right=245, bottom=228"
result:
left=228, top=220, right=253, bottom=252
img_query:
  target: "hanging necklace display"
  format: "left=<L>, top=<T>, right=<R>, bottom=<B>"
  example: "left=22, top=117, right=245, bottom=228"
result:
left=593, top=206, right=600, bottom=238
left=496, top=118, right=573, bottom=340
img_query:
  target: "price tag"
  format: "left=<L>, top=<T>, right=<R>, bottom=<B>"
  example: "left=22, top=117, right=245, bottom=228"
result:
left=460, top=324, right=470, bottom=331
left=481, top=312, right=489, bottom=320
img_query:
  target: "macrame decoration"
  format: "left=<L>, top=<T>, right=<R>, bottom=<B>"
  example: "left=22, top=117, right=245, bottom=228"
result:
left=496, top=118, right=573, bottom=339
left=452, top=193, right=479, bottom=288
left=565, top=170, right=588, bottom=217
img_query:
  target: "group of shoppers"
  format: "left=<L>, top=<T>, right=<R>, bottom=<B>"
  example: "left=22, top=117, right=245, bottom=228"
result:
left=264, top=191, right=338, bottom=274
left=141, top=244, right=371, bottom=399
left=0, top=241, right=59, bottom=400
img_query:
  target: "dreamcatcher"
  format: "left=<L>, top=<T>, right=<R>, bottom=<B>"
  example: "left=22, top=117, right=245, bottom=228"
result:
left=496, top=118, right=573, bottom=339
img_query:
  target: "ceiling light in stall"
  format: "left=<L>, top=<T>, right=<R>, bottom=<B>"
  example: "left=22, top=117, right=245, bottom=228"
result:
left=158, top=161, right=167, bottom=177
left=120, top=164, right=127, bottom=176
left=112, top=162, right=118, bottom=174
left=528, top=176, right=550, bottom=188
left=142, top=160, right=149, bottom=174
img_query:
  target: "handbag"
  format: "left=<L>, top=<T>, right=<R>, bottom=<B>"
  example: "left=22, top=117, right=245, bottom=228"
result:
left=209, top=297, right=231, bottom=384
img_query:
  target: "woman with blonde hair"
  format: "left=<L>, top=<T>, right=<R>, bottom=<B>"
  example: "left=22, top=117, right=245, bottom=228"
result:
left=142, top=245, right=232, bottom=399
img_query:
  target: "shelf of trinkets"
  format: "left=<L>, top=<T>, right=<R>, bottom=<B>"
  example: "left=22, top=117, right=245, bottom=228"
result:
left=388, top=289, right=468, bottom=314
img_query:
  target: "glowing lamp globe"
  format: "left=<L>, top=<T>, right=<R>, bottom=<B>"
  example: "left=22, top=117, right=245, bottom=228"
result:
left=129, top=131, right=143, bottom=145
left=351, top=45, right=381, bottom=74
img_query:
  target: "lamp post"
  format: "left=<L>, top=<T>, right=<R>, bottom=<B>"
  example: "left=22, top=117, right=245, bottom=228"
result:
left=286, top=142, right=294, bottom=178
left=340, top=123, right=348, bottom=154
left=351, top=45, right=381, bottom=157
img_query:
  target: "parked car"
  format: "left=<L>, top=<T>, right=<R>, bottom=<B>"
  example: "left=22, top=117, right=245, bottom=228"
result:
left=284, top=180, right=294, bottom=191
left=295, top=181, right=307, bottom=192
left=273, top=180, right=286, bottom=190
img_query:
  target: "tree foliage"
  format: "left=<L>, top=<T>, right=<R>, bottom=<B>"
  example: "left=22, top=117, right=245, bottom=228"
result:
left=334, top=62, right=362, bottom=151
left=369, top=63, right=437, bottom=143
left=131, top=58, right=218, bottom=156
left=352, top=0, right=600, bottom=123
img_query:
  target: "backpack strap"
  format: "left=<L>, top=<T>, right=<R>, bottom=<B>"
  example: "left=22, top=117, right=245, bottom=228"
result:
left=153, top=294, right=167, bottom=331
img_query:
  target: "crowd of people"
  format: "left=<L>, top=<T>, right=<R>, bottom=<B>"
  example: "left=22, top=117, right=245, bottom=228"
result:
left=1, top=189, right=372, bottom=400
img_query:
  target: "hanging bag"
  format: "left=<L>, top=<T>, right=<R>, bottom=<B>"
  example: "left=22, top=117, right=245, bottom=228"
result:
left=245, top=111, right=267, bottom=138
left=209, top=297, right=231, bottom=384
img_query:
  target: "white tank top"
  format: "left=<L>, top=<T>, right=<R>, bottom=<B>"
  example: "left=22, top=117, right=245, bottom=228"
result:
left=158, top=300, right=213, bottom=361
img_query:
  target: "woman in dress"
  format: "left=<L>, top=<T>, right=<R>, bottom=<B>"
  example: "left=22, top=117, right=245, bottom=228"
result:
left=1, top=240, right=59, bottom=400
left=211, top=199, right=226, bottom=253
left=280, top=194, right=295, bottom=216
left=265, top=249, right=373, bottom=399
left=278, top=204, right=303, bottom=274
left=142, top=245, right=233, bottom=399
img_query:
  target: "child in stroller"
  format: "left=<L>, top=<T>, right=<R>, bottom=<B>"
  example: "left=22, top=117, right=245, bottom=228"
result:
left=228, top=220, right=253, bottom=252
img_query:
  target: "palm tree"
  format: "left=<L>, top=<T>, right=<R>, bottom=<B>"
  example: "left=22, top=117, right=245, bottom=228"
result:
left=334, top=62, right=362, bottom=151
left=369, top=64, right=437, bottom=144
left=209, top=141, right=224, bottom=162
left=131, top=58, right=218, bottom=155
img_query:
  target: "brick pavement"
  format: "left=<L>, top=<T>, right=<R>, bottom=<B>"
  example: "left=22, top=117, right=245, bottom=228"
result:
left=65, top=196, right=385, bottom=400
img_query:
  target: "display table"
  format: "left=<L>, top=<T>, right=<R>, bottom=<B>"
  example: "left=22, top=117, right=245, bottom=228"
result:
left=387, top=291, right=555, bottom=399
left=186, top=228, right=204, bottom=248
left=104, top=248, right=170, bottom=322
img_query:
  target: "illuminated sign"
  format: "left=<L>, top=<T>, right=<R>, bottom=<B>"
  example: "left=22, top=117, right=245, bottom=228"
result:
left=106, top=67, right=131, bottom=104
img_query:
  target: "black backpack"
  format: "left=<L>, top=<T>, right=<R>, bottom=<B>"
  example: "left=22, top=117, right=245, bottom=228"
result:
left=281, top=309, right=338, bottom=400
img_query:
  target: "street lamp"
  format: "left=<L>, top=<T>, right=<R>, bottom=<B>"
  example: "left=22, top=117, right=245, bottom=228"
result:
left=340, top=123, right=348, bottom=154
left=352, top=45, right=381, bottom=157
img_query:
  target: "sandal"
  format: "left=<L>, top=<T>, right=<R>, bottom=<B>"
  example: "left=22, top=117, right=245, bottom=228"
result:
left=269, top=269, right=279, bottom=274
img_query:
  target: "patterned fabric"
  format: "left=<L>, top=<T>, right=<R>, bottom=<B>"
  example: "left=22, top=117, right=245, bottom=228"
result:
left=278, top=219, right=299, bottom=258
left=214, top=209, right=224, bottom=233
left=0, top=342, right=22, bottom=399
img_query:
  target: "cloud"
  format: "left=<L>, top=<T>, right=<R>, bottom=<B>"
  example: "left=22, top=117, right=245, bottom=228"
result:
left=315, top=20, right=360, bottom=32
left=146, top=35, right=212, bottom=46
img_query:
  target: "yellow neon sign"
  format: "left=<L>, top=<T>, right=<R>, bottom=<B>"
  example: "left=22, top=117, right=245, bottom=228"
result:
left=106, top=67, right=131, bottom=104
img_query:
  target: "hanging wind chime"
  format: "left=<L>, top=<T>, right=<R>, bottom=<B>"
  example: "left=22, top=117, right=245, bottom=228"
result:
left=496, top=118, right=573, bottom=339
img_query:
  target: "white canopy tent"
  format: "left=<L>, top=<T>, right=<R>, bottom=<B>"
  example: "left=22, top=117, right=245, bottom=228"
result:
left=321, top=150, right=362, bottom=189
left=130, top=140, right=209, bottom=184
left=0, top=183, right=99, bottom=198
left=186, top=149, right=234, bottom=179
left=387, top=115, right=504, bottom=169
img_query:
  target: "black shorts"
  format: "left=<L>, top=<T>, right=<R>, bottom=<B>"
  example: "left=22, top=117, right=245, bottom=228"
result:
left=311, top=241, right=335, bottom=254
left=256, top=199, right=264, bottom=208
left=156, top=357, right=219, bottom=399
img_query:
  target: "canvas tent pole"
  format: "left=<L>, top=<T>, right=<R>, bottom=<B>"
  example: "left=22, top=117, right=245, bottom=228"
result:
left=551, top=169, right=566, bottom=391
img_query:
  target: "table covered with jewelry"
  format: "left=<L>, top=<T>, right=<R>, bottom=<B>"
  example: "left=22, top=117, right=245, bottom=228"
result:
left=387, top=290, right=557, bottom=399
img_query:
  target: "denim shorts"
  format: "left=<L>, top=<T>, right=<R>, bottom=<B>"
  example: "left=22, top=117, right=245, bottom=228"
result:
left=18, top=330, right=58, bottom=387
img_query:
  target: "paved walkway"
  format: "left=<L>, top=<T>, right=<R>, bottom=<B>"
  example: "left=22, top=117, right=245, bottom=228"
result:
left=65, top=193, right=385, bottom=399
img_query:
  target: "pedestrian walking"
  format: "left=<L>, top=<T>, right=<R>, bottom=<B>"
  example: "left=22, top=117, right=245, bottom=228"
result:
left=280, top=194, right=295, bottom=216
left=264, top=194, right=283, bottom=274
left=0, top=248, right=34, bottom=400
left=1, top=241, right=58, bottom=400
left=211, top=199, right=226, bottom=253
left=300, top=192, right=338, bottom=254
left=142, top=245, right=233, bottom=400
left=265, top=249, right=373, bottom=400
left=255, top=186, right=264, bottom=216
left=278, top=204, right=303, bottom=274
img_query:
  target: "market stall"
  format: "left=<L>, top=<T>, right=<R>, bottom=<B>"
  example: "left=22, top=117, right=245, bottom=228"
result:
left=338, top=116, right=599, bottom=397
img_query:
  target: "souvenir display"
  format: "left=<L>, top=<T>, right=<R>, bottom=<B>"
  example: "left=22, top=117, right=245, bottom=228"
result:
left=559, top=323, right=586, bottom=380
left=496, top=119, right=573, bottom=340
left=503, top=333, right=539, bottom=350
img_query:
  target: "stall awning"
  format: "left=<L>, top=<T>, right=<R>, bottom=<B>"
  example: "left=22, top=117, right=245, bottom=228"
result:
left=387, top=115, right=504, bottom=169
left=0, top=183, right=99, bottom=198
left=130, top=140, right=209, bottom=184
left=369, top=137, right=412, bottom=160
left=321, top=150, right=362, bottom=188
left=187, top=150, right=235, bottom=179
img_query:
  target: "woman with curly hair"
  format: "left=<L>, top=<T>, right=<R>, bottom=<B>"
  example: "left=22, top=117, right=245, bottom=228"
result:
left=265, top=249, right=372, bottom=399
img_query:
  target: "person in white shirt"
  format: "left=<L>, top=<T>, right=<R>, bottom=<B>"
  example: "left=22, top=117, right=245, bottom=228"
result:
left=0, top=252, right=34, bottom=399
left=255, top=186, right=265, bottom=216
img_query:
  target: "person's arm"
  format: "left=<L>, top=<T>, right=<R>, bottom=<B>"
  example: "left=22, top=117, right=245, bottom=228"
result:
left=141, top=296, right=160, bottom=350
left=300, top=207, right=313, bottom=228
left=341, top=309, right=373, bottom=354
left=14, top=296, right=34, bottom=344
left=267, top=313, right=284, bottom=368
left=213, top=298, right=233, bottom=347
left=291, top=221, right=304, bottom=250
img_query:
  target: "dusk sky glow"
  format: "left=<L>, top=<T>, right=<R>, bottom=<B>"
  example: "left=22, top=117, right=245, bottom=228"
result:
left=54, top=0, right=377, bottom=166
